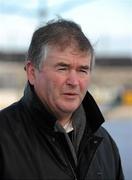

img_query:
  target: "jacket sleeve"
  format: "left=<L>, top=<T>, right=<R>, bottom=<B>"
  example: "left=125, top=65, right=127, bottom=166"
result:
left=108, top=133, right=125, bottom=180
left=97, top=127, right=125, bottom=180
left=0, top=145, right=4, bottom=177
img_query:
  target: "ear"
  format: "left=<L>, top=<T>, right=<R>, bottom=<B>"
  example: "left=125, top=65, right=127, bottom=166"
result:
left=25, top=61, right=36, bottom=85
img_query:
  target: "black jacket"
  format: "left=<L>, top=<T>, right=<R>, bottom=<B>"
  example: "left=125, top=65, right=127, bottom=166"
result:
left=0, top=84, right=124, bottom=180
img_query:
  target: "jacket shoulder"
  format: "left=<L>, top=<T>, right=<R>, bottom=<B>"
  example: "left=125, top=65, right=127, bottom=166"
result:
left=96, top=126, right=118, bottom=149
left=95, top=126, right=121, bottom=161
left=0, top=100, right=23, bottom=131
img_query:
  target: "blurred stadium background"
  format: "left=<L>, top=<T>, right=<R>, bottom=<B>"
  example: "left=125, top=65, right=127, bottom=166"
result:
left=0, top=0, right=132, bottom=179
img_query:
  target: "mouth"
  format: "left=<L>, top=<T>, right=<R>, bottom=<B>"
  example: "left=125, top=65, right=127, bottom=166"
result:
left=63, top=93, right=79, bottom=99
left=63, top=91, right=79, bottom=95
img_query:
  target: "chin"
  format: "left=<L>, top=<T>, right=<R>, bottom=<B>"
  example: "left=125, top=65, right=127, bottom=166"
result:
left=56, top=99, right=81, bottom=112
left=60, top=104, right=79, bottom=113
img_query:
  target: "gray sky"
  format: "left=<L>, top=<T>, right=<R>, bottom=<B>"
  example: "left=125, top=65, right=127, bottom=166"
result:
left=0, top=0, right=132, bottom=57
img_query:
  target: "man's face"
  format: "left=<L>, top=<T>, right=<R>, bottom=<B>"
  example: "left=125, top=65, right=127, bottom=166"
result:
left=28, top=45, right=92, bottom=117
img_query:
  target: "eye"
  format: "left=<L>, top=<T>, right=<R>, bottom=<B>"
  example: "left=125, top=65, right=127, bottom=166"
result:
left=79, top=69, right=89, bottom=74
left=58, top=67, right=67, bottom=71
left=57, top=65, right=69, bottom=72
left=77, top=65, right=90, bottom=75
left=80, top=69, right=87, bottom=73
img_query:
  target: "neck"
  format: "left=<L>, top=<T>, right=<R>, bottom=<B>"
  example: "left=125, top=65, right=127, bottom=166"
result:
left=57, top=114, right=72, bottom=127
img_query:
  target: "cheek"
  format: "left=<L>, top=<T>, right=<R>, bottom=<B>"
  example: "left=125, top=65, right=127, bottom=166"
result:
left=50, top=73, right=65, bottom=88
left=82, top=78, right=90, bottom=88
left=46, top=75, right=63, bottom=95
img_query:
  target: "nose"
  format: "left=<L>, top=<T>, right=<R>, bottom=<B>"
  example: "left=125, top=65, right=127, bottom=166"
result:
left=66, top=70, right=79, bottom=86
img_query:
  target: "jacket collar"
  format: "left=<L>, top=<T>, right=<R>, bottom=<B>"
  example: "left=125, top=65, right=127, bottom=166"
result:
left=21, top=82, right=57, bottom=131
left=82, top=92, right=105, bottom=133
left=21, top=82, right=104, bottom=133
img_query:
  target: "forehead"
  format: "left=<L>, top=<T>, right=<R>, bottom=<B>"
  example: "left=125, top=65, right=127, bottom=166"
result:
left=44, top=45, right=91, bottom=63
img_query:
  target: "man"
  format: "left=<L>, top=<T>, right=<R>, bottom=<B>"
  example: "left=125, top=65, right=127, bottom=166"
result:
left=0, top=19, right=124, bottom=179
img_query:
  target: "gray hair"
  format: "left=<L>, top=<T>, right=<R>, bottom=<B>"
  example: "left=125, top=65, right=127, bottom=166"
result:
left=26, top=18, right=95, bottom=70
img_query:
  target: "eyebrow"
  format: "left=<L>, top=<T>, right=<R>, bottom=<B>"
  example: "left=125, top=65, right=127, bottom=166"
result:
left=55, top=62, right=90, bottom=69
left=54, top=62, right=70, bottom=68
